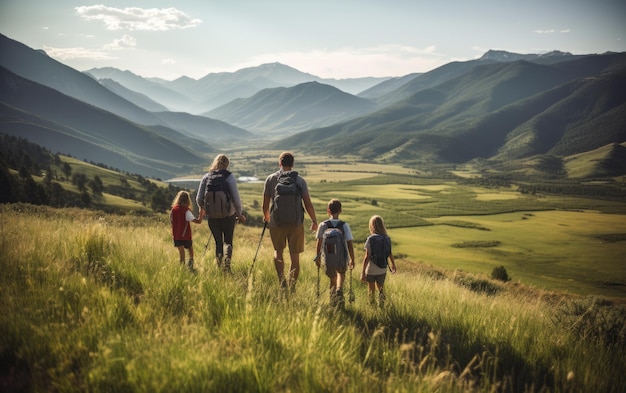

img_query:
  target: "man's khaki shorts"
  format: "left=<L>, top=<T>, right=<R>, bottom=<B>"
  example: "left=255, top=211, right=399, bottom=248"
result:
left=270, top=224, right=304, bottom=254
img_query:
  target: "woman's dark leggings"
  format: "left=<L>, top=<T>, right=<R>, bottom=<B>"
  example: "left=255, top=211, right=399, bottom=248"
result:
left=208, top=214, right=237, bottom=259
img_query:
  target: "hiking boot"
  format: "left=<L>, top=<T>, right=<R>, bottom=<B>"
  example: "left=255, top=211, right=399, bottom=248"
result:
left=222, top=246, right=232, bottom=272
left=336, top=289, right=345, bottom=309
left=379, top=291, right=385, bottom=308
left=187, top=259, right=195, bottom=272
left=369, top=292, right=376, bottom=306
left=330, top=291, right=338, bottom=307
left=216, top=254, right=223, bottom=269
left=223, top=257, right=231, bottom=273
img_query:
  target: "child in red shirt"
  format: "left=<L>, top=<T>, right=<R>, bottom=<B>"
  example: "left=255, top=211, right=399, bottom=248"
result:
left=170, top=190, right=202, bottom=270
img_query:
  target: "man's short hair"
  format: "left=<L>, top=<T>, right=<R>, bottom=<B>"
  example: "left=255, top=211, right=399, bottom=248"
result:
left=279, top=152, right=294, bottom=167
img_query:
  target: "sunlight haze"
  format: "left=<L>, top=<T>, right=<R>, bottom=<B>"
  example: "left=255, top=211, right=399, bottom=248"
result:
left=1, top=0, right=624, bottom=80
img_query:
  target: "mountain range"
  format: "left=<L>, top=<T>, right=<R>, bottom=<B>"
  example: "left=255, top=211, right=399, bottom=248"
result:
left=1, top=32, right=625, bottom=180
left=205, top=81, right=377, bottom=135
left=85, top=63, right=389, bottom=114
left=275, top=52, right=626, bottom=168
left=0, top=34, right=252, bottom=178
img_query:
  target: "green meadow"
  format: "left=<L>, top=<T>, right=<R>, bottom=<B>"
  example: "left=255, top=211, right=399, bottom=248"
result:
left=2, top=155, right=626, bottom=392
left=234, top=155, right=626, bottom=300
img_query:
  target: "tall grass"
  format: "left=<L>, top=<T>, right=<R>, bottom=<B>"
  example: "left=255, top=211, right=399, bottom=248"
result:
left=1, top=204, right=624, bottom=392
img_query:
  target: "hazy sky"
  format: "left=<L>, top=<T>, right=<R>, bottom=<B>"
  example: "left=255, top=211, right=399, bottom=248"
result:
left=1, top=0, right=625, bottom=80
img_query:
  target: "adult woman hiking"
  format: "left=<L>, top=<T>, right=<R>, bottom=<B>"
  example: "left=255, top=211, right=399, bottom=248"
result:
left=196, top=154, right=246, bottom=272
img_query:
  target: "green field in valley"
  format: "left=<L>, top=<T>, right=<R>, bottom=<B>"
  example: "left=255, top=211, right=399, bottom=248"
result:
left=233, top=153, right=626, bottom=300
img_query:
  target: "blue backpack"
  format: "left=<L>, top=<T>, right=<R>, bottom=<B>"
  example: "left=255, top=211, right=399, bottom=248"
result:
left=369, top=234, right=391, bottom=268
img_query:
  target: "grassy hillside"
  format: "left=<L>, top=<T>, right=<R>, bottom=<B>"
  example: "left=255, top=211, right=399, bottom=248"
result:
left=564, top=143, right=626, bottom=178
left=3, top=148, right=626, bottom=391
left=1, top=204, right=624, bottom=392
left=0, top=134, right=186, bottom=213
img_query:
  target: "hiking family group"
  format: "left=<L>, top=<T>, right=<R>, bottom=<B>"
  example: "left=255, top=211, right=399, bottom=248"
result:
left=170, top=152, right=397, bottom=307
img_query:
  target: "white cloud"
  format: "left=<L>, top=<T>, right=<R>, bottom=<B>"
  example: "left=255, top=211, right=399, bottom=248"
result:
left=75, top=5, right=202, bottom=31
left=162, top=58, right=176, bottom=65
left=44, top=34, right=138, bottom=61
left=103, top=35, right=137, bottom=50
left=43, top=46, right=115, bottom=60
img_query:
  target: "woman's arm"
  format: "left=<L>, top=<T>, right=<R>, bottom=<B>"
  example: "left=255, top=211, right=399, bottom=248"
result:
left=227, top=175, right=246, bottom=223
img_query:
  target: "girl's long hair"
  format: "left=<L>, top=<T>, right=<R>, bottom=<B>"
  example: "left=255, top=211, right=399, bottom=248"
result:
left=369, top=215, right=387, bottom=236
left=209, top=154, right=230, bottom=171
left=171, top=190, right=191, bottom=208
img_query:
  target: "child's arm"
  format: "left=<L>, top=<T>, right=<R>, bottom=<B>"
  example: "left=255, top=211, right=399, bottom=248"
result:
left=389, top=253, right=397, bottom=274
left=361, top=247, right=370, bottom=282
left=187, top=209, right=202, bottom=224
left=347, top=240, right=355, bottom=269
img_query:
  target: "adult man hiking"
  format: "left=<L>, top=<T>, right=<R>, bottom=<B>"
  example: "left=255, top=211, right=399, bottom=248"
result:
left=263, top=152, right=318, bottom=294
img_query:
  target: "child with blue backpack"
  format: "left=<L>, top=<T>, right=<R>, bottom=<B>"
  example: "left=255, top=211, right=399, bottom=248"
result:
left=361, top=215, right=396, bottom=307
left=315, top=199, right=355, bottom=307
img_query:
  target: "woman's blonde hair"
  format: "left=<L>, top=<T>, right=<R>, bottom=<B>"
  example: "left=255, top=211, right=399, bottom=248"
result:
left=209, top=154, right=230, bottom=171
left=369, top=215, right=387, bottom=235
left=171, top=190, right=191, bottom=208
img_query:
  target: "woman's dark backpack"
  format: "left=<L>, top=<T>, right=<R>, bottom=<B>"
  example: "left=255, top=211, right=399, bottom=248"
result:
left=204, top=169, right=232, bottom=219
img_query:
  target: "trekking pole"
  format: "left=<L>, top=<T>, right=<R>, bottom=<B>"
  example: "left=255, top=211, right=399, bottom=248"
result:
left=248, top=222, right=267, bottom=277
left=349, top=267, right=355, bottom=304
left=201, top=232, right=213, bottom=266
left=313, top=254, right=321, bottom=301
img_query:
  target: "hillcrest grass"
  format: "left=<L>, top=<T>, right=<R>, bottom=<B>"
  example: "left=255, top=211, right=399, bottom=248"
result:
left=1, top=205, right=625, bottom=392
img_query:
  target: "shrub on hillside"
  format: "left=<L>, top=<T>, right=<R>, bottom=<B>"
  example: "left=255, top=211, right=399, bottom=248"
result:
left=454, top=273, right=502, bottom=296
left=491, top=266, right=511, bottom=282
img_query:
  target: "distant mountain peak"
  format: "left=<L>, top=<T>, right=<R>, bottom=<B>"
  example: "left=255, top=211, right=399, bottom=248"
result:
left=480, top=49, right=573, bottom=62
left=539, top=50, right=573, bottom=57
left=480, top=49, right=519, bottom=60
left=258, top=62, right=290, bottom=68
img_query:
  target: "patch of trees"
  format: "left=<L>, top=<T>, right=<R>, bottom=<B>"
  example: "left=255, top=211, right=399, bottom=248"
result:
left=457, top=170, right=626, bottom=201
left=0, top=134, right=183, bottom=212
left=517, top=181, right=626, bottom=200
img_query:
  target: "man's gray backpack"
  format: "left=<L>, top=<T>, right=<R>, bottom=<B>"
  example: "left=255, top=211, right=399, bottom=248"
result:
left=321, top=220, right=348, bottom=269
left=271, top=171, right=304, bottom=225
